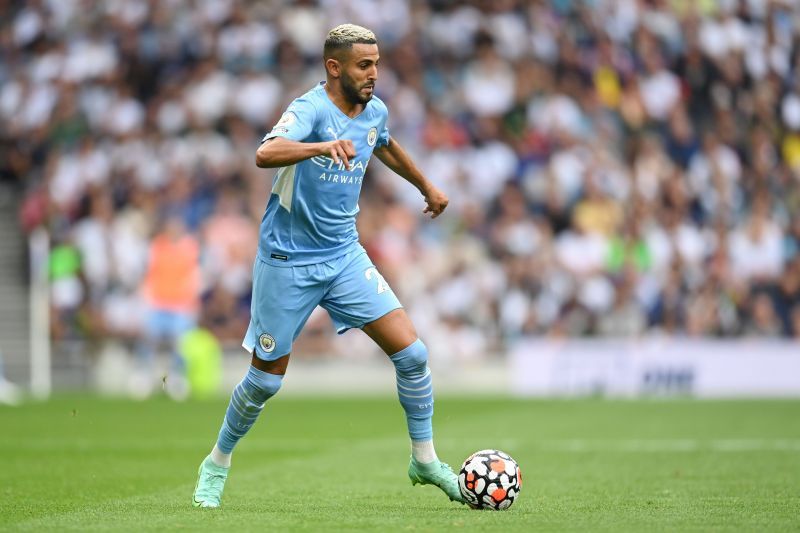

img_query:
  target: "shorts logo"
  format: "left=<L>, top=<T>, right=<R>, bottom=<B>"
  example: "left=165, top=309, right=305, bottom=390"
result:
left=367, top=127, right=378, bottom=146
left=259, top=333, right=276, bottom=353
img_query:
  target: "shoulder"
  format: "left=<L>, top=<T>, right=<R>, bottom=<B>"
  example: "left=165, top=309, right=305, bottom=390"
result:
left=368, top=95, right=389, bottom=118
left=289, top=84, right=325, bottom=114
left=304, top=83, right=328, bottom=107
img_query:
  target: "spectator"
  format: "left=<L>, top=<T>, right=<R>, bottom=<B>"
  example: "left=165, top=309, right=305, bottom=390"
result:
left=133, top=216, right=201, bottom=399
left=3, top=0, right=799, bottom=363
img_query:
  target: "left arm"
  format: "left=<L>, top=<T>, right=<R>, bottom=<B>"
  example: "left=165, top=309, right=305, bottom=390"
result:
left=374, top=136, right=449, bottom=218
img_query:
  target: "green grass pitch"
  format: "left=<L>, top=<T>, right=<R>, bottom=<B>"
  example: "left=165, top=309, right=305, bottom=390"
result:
left=1, top=395, right=799, bottom=531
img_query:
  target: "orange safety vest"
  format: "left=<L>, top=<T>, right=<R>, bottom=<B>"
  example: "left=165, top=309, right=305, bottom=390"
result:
left=143, top=234, right=201, bottom=313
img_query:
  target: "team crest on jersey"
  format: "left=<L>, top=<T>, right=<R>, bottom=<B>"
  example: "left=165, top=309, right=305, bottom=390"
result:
left=367, top=127, right=378, bottom=146
left=259, top=333, right=276, bottom=353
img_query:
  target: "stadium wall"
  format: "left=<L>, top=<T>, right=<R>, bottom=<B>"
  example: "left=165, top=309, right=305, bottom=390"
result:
left=85, top=339, right=800, bottom=399
left=510, top=339, right=800, bottom=398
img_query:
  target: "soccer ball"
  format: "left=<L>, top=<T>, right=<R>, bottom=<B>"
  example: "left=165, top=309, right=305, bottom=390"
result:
left=458, top=449, right=521, bottom=510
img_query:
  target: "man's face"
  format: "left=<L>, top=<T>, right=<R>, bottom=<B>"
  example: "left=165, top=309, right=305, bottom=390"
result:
left=339, top=43, right=379, bottom=105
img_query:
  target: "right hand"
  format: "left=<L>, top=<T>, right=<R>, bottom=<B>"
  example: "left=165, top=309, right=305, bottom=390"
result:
left=323, top=139, right=356, bottom=170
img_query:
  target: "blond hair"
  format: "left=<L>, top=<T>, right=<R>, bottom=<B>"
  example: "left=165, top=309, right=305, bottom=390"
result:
left=324, top=24, right=377, bottom=58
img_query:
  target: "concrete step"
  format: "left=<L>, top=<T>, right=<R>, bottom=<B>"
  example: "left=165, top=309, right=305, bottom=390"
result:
left=0, top=339, right=29, bottom=348
left=0, top=285, right=28, bottom=294
left=0, top=265, right=25, bottom=275
left=0, top=182, right=31, bottom=387
left=0, top=329, right=30, bottom=338
left=0, top=296, right=28, bottom=305
left=0, top=330, right=29, bottom=340
left=0, top=310, right=29, bottom=320
left=0, top=303, right=30, bottom=311
left=0, top=341, right=29, bottom=351
left=0, top=311, right=30, bottom=319
left=0, top=291, right=28, bottom=299
left=0, top=296, right=28, bottom=304
left=0, top=346, right=29, bottom=358
left=0, top=305, right=28, bottom=314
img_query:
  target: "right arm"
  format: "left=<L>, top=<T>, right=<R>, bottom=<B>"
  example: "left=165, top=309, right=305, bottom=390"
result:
left=256, top=96, right=356, bottom=169
left=255, top=137, right=356, bottom=169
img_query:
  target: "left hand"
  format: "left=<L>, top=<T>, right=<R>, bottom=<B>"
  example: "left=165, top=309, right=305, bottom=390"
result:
left=422, top=185, right=449, bottom=219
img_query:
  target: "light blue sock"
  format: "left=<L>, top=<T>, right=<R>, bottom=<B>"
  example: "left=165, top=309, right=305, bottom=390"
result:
left=390, top=339, right=434, bottom=441
left=216, top=365, right=283, bottom=454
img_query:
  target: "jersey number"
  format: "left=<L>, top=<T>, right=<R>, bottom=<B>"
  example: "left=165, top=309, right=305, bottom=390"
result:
left=365, top=267, right=390, bottom=294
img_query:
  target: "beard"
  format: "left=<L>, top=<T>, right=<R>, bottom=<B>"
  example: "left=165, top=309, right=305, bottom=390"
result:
left=341, top=72, right=374, bottom=105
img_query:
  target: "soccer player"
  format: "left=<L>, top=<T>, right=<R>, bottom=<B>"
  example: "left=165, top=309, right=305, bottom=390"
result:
left=192, top=24, right=462, bottom=508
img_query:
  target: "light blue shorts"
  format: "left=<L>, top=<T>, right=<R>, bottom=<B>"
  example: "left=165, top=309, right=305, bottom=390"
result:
left=242, top=245, right=402, bottom=361
left=145, top=309, right=195, bottom=342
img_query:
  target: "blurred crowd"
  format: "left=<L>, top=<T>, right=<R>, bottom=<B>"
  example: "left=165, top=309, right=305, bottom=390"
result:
left=3, top=0, right=800, bottom=363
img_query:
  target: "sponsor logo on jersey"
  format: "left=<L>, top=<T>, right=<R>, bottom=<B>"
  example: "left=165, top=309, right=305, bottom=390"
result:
left=310, top=156, right=368, bottom=173
left=318, top=173, right=364, bottom=185
left=277, top=112, right=296, bottom=126
left=259, top=333, right=276, bottom=353
left=312, top=155, right=369, bottom=185
left=367, top=127, right=378, bottom=146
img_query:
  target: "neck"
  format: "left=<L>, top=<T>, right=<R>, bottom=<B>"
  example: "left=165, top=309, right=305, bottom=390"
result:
left=324, top=81, right=363, bottom=118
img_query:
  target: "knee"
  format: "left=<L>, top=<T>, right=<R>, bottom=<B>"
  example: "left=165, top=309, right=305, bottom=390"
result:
left=245, top=365, right=284, bottom=400
left=391, top=339, right=429, bottom=375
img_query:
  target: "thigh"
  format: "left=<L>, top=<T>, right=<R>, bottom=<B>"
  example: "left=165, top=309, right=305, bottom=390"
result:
left=244, top=259, right=324, bottom=361
left=320, top=250, right=403, bottom=337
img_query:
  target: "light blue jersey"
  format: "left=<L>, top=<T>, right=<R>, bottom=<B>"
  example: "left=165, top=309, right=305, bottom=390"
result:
left=259, top=81, right=390, bottom=266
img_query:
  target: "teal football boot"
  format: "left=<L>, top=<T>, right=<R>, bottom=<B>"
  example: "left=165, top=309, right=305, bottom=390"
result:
left=192, top=455, right=229, bottom=508
left=408, top=457, right=465, bottom=504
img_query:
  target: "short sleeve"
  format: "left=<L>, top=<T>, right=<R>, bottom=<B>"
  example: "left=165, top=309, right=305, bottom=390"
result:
left=262, top=97, right=316, bottom=143
left=376, top=111, right=390, bottom=148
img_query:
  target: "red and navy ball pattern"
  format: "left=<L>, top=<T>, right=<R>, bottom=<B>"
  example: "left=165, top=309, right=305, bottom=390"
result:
left=458, top=449, right=521, bottom=510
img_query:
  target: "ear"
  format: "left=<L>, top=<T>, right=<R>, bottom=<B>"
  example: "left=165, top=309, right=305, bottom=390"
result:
left=325, top=57, right=342, bottom=79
